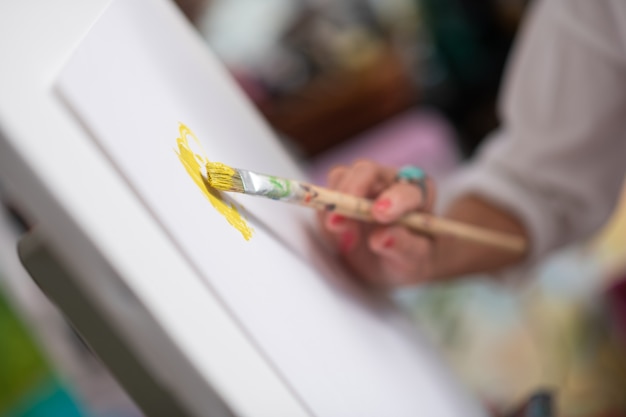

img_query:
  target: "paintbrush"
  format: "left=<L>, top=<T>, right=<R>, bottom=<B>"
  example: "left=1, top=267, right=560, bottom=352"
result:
left=205, top=162, right=526, bottom=253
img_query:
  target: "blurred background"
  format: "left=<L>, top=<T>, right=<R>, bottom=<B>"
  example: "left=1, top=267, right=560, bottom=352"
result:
left=1, top=0, right=626, bottom=416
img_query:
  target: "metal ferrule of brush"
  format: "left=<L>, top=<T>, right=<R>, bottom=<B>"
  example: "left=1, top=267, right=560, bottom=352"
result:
left=240, top=170, right=305, bottom=201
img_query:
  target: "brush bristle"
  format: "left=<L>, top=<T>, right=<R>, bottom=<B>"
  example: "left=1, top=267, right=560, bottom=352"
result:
left=206, top=162, right=244, bottom=192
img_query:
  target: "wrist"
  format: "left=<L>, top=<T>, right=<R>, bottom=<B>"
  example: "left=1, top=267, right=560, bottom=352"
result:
left=429, top=194, right=529, bottom=280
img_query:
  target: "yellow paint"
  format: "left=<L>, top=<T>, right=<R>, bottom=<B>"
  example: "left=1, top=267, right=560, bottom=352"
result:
left=205, top=161, right=238, bottom=192
left=174, top=123, right=253, bottom=240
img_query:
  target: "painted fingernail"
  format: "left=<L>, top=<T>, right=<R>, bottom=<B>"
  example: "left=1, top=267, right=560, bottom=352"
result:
left=340, top=232, right=355, bottom=253
left=373, top=198, right=392, bottom=213
left=382, top=236, right=395, bottom=249
left=329, top=214, right=345, bottom=226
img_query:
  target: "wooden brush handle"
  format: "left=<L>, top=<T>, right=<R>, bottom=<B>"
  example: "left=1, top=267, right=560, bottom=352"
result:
left=304, top=184, right=526, bottom=254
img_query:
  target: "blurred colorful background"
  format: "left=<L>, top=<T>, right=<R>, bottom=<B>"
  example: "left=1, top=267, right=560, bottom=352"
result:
left=1, top=0, right=625, bottom=416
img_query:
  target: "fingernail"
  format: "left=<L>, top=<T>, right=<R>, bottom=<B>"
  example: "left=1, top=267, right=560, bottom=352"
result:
left=382, top=236, right=394, bottom=249
left=329, top=214, right=345, bottom=226
left=340, top=232, right=355, bottom=254
left=373, top=198, right=392, bottom=213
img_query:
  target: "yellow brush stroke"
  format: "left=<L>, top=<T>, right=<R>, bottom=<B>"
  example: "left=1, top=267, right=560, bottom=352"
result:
left=174, top=123, right=253, bottom=240
left=205, top=161, right=238, bottom=191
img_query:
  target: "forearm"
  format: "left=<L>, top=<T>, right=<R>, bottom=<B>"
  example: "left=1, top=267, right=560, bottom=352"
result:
left=432, top=194, right=529, bottom=280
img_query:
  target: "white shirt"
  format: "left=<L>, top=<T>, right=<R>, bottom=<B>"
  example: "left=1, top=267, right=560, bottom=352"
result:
left=442, top=0, right=626, bottom=263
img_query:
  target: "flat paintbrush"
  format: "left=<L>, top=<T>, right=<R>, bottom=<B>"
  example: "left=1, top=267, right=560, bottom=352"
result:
left=205, top=162, right=526, bottom=253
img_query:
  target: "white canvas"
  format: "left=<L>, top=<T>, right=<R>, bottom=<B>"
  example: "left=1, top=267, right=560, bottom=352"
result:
left=55, top=0, right=486, bottom=416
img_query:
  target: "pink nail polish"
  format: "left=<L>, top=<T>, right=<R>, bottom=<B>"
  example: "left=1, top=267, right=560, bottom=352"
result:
left=382, top=236, right=394, bottom=249
left=329, top=214, right=345, bottom=226
left=340, top=232, right=355, bottom=253
left=373, top=198, right=392, bottom=213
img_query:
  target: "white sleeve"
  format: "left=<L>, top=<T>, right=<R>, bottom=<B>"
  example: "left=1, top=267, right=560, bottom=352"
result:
left=440, top=0, right=626, bottom=262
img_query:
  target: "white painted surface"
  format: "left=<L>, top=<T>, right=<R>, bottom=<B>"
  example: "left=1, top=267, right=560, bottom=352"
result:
left=1, top=0, right=486, bottom=416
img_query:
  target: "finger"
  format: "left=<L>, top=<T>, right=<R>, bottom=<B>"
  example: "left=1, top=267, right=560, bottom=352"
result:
left=335, top=160, right=396, bottom=198
left=318, top=208, right=361, bottom=252
left=326, top=223, right=360, bottom=255
left=371, top=177, right=436, bottom=223
left=324, top=160, right=396, bottom=231
left=321, top=165, right=350, bottom=232
left=327, top=165, right=348, bottom=189
left=324, top=211, right=353, bottom=233
left=320, top=184, right=358, bottom=234
left=316, top=210, right=335, bottom=240
left=368, top=226, right=434, bottom=285
left=338, top=226, right=359, bottom=255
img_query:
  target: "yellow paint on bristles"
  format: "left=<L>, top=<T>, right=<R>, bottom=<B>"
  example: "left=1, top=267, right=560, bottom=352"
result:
left=174, top=123, right=253, bottom=241
left=205, top=161, right=243, bottom=192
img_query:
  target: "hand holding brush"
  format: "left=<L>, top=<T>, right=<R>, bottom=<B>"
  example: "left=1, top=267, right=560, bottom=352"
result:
left=205, top=161, right=526, bottom=254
